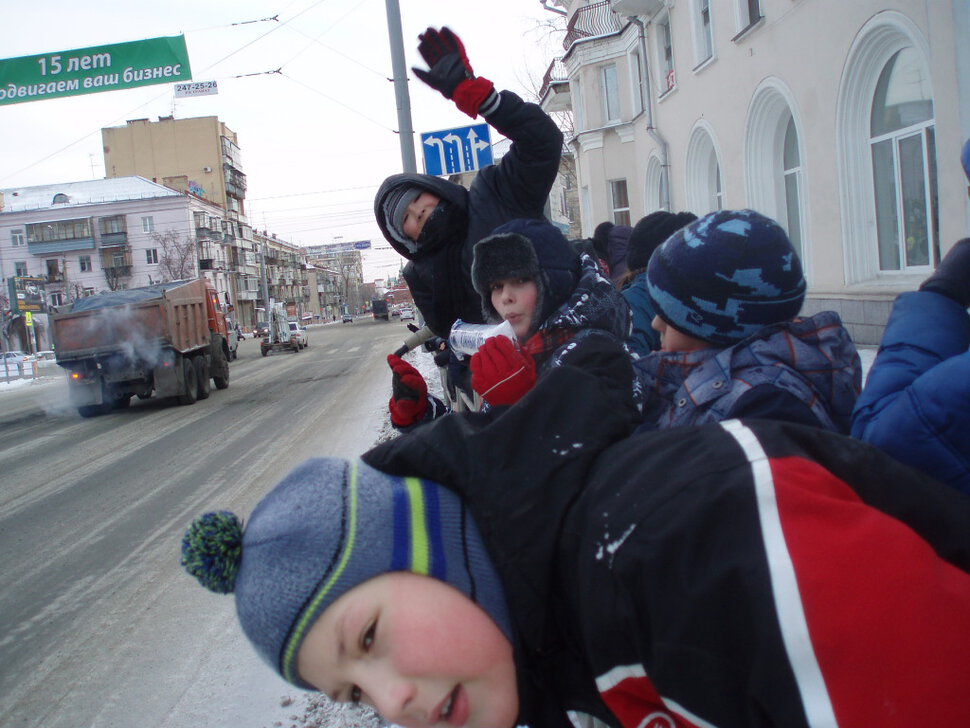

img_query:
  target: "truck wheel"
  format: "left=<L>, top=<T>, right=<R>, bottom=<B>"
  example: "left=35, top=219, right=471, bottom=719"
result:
left=261, top=347, right=268, bottom=357
left=137, top=391, right=153, bottom=400
left=212, top=350, right=229, bottom=390
left=177, top=357, right=198, bottom=406
left=78, top=404, right=105, bottom=418
left=194, top=356, right=211, bottom=400
left=111, top=395, right=132, bottom=410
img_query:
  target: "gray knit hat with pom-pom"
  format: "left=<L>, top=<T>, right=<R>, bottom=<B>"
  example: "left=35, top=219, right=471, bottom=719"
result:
left=181, top=457, right=510, bottom=689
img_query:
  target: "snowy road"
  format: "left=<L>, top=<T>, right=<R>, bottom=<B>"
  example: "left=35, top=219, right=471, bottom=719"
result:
left=0, top=319, right=413, bottom=728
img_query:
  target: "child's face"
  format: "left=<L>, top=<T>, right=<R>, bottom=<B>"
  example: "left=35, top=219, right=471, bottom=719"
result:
left=490, top=278, right=538, bottom=340
left=651, top=315, right=711, bottom=352
left=298, top=571, right=519, bottom=728
left=403, top=192, right=442, bottom=242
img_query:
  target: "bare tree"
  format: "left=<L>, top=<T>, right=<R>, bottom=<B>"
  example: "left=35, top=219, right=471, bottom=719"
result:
left=103, top=265, right=127, bottom=291
left=153, top=230, right=198, bottom=282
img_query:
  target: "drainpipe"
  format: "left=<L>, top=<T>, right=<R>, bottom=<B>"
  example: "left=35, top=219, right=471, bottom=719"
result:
left=628, top=15, right=671, bottom=211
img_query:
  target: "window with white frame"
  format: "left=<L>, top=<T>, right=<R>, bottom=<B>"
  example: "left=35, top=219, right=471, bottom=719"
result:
left=694, top=0, right=715, bottom=66
left=11, top=229, right=25, bottom=246
left=79, top=255, right=92, bottom=272
left=609, top=180, right=631, bottom=226
left=146, top=248, right=159, bottom=265
left=782, top=116, right=804, bottom=260
left=869, top=46, right=937, bottom=272
left=657, top=16, right=676, bottom=93
left=141, top=216, right=155, bottom=233
left=686, top=125, right=724, bottom=215
left=629, top=50, right=644, bottom=116
left=738, top=0, right=761, bottom=31
left=602, top=64, right=621, bottom=123
left=14, top=261, right=28, bottom=277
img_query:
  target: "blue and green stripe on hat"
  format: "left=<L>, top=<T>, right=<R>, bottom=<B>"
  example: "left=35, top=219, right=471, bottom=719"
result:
left=197, top=457, right=510, bottom=689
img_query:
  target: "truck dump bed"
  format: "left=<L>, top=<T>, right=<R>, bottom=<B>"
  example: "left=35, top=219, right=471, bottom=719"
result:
left=52, top=279, right=213, bottom=361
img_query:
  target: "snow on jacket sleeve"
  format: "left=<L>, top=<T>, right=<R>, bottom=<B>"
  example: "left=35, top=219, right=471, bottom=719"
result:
left=570, top=419, right=970, bottom=728
left=851, top=290, right=970, bottom=494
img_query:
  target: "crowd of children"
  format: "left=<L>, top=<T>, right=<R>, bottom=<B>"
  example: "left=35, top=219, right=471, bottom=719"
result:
left=180, top=24, right=970, bottom=728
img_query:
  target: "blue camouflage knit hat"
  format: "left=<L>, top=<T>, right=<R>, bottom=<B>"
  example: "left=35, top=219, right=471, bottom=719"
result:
left=181, top=458, right=510, bottom=689
left=646, top=209, right=806, bottom=345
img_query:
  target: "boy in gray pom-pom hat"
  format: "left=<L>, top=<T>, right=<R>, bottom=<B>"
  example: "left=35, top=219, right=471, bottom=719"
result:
left=183, top=353, right=970, bottom=728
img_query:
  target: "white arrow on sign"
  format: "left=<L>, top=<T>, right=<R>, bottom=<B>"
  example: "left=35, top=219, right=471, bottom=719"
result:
left=423, top=136, right=448, bottom=174
left=467, top=127, right=491, bottom=170
left=442, top=133, right=466, bottom=173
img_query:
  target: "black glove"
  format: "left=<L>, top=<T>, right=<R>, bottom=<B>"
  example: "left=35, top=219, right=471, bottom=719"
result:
left=412, top=27, right=496, bottom=118
left=920, top=237, right=970, bottom=308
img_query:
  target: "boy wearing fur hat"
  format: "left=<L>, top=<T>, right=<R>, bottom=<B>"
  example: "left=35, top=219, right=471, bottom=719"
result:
left=851, top=138, right=970, bottom=495
left=634, top=209, right=861, bottom=434
left=387, top=219, right=636, bottom=427
left=374, top=27, right=563, bottom=339
left=183, top=351, right=970, bottom=728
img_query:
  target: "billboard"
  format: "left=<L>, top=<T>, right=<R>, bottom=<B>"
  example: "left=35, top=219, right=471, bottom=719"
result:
left=0, top=35, right=192, bottom=106
left=8, top=276, right=47, bottom=313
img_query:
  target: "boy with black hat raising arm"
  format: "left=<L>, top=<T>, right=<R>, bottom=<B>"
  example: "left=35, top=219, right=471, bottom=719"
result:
left=374, top=27, right=563, bottom=340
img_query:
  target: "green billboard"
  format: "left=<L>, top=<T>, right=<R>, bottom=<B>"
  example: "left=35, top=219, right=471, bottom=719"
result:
left=0, top=35, right=192, bottom=106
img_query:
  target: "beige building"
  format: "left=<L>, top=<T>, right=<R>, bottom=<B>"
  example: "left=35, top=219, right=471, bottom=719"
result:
left=541, top=0, right=970, bottom=343
left=102, top=116, right=247, bottom=220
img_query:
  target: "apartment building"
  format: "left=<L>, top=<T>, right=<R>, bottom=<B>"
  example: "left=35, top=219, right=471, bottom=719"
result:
left=0, top=177, right=237, bottom=348
left=541, top=0, right=969, bottom=343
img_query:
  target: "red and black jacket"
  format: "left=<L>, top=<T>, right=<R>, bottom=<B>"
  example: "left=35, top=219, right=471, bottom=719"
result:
left=365, top=358, right=970, bottom=728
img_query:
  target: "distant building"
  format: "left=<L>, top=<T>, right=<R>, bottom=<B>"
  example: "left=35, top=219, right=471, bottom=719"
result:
left=102, top=115, right=247, bottom=219
left=540, top=0, right=969, bottom=344
left=0, top=176, right=231, bottom=349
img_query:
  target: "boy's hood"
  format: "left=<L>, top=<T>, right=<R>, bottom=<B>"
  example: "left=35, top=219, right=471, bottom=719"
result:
left=374, top=173, right=470, bottom=259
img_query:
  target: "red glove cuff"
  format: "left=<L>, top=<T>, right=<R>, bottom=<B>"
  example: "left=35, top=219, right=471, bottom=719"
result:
left=453, top=77, right=495, bottom=118
left=389, top=394, right=428, bottom=428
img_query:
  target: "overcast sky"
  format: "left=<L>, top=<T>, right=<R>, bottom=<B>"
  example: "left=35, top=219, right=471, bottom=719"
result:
left=0, top=0, right=566, bottom=280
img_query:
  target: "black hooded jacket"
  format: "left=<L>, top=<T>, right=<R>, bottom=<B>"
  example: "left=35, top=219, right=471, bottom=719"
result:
left=375, top=90, right=563, bottom=337
left=363, top=357, right=970, bottom=727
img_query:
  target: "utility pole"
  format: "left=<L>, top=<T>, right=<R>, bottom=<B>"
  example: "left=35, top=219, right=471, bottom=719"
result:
left=385, top=0, right=417, bottom=173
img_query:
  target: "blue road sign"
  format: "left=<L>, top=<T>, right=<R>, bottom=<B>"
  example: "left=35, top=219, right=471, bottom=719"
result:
left=421, top=123, right=493, bottom=176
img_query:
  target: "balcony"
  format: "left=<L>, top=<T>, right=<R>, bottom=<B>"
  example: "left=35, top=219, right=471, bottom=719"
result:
left=199, top=259, right=216, bottom=270
left=539, top=57, right=571, bottom=113
left=46, top=272, right=65, bottom=283
left=103, top=264, right=132, bottom=277
left=564, top=0, right=624, bottom=50
left=100, top=231, right=129, bottom=246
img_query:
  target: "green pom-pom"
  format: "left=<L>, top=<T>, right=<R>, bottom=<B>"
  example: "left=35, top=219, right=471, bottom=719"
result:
left=181, top=511, right=243, bottom=594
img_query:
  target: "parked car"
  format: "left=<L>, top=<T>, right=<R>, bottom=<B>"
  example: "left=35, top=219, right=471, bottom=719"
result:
left=399, top=308, right=415, bottom=321
left=2, top=350, right=30, bottom=364
left=288, top=321, right=308, bottom=349
left=342, top=313, right=354, bottom=323
left=255, top=321, right=269, bottom=338
left=35, top=350, right=57, bottom=361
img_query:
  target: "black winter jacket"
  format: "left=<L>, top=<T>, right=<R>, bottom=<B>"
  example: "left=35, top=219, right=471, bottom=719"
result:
left=375, top=90, right=563, bottom=337
left=364, top=361, right=970, bottom=727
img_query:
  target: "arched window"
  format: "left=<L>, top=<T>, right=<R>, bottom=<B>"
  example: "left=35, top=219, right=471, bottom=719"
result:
left=645, top=154, right=667, bottom=212
left=745, top=79, right=809, bottom=272
left=837, top=13, right=936, bottom=283
left=52, top=193, right=70, bottom=204
left=869, top=47, right=938, bottom=271
left=686, top=123, right=723, bottom=215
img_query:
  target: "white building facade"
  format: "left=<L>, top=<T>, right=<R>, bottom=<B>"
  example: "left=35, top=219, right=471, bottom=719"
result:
left=542, top=0, right=969, bottom=343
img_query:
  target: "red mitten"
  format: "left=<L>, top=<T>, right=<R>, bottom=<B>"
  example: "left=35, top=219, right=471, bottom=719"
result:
left=470, top=336, right=536, bottom=406
left=387, top=354, right=428, bottom=427
left=452, top=76, right=496, bottom=118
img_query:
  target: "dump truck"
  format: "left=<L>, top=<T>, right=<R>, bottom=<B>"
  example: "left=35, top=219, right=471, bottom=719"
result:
left=51, top=278, right=232, bottom=417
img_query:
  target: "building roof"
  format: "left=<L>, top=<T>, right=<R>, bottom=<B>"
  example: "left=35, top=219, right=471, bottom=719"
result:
left=0, top=176, right=180, bottom=214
